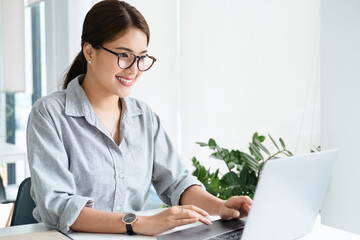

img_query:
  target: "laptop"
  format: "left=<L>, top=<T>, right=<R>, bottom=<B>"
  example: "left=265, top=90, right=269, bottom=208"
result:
left=158, top=149, right=339, bottom=240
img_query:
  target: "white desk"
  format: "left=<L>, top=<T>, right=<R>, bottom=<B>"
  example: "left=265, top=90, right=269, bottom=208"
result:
left=0, top=209, right=359, bottom=240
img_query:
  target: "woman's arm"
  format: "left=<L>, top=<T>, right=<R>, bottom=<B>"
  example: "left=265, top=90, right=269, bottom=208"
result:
left=70, top=207, right=124, bottom=233
left=180, top=185, right=252, bottom=219
left=70, top=205, right=211, bottom=235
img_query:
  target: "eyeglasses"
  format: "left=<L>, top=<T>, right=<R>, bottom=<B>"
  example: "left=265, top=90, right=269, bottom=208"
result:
left=98, top=46, right=156, bottom=72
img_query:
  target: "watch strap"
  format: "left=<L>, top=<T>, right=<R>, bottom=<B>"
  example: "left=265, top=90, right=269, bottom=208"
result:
left=125, top=223, right=136, bottom=235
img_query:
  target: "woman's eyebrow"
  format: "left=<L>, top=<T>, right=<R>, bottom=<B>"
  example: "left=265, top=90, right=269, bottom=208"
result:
left=115, top=47, right=148, bottom=54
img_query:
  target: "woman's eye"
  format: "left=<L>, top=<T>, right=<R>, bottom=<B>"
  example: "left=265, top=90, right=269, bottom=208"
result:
left=139, top=56, right=147, bottom=61
left=119, top=53, right=129, bottom=58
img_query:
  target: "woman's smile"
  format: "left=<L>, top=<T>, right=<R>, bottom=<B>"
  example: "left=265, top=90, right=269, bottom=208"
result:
left=116, top=75, right=134, bottom=86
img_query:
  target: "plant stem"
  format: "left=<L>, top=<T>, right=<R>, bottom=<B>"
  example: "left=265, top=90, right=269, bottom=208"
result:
left=257, top=149, right=288, bottom=177
left=265, top=149, right=288, bottom=161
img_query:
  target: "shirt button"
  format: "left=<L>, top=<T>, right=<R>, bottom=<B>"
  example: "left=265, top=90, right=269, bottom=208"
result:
left=116, top=206, right=121, bottom=211
left=119, top=173, right=124, bottom=179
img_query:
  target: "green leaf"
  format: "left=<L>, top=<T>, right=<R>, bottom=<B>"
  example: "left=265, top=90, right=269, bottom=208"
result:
left=254, top=138, right=270, bottom=156
left=239, top=169, right=248, bottom=184
left=285, top=150, right=293, bottom=156
left=279, top=138, right=286, bottom=149
left=208, top=138, right=216, bottom=148
left=211, top=152, right=224, bottom=160
left=258, top=135, right=265, bottom=142
left=268, top=134, right=280, bottom=151
left=252, top=132, right=259, bottom=143
left=232, top=187, right=245, bottom=196
left=196, top=142, right=208, bottom=147
left=242, top=153, right=259, bottom=172
left=227, top=162, right=236, bottom=170
left=249, top=142, right=264, bottom=160
left=222, top=188, right=233, bottom=199
left=236, top=164, right=244, bottom=172
left=221, top=171, right=239, bottom=186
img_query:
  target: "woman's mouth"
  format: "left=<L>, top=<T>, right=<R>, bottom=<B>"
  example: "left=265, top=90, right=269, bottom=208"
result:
left=116, top=76, right=133, bottom=86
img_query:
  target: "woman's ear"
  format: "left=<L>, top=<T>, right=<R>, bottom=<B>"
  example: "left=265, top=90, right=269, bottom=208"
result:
left=83, top=43, right=94, bottom=63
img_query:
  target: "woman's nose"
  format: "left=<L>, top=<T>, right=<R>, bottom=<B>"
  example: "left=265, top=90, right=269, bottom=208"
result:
left=126, top=60, right=138, bottom=74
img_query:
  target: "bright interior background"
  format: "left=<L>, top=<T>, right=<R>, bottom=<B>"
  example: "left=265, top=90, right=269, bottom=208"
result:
left=0, top=0, right=321, bottom=209
left=8, top=0, right=321, bottom=174
left=17, top=0, right=360, bottom=233
left=1, top=0, right=359, bottom=236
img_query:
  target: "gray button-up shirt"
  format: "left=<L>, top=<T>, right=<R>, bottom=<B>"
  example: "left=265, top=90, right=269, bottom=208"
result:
left=27, top=75, right=201, bottom=233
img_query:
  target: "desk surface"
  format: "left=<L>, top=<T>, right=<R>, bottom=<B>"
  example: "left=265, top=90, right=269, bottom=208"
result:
left=0, top=209, right=359, bottom=240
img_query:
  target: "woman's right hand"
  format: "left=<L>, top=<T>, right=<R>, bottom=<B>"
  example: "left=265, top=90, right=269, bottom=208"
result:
left=132, top=205, right=212, bottom=236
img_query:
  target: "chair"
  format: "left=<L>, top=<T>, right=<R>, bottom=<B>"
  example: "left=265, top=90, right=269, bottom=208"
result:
left=0, top=175, right=8, bottom=203
left=1, top=175, right=16, bottom=227
left=10, top=177, right=38, bottom=226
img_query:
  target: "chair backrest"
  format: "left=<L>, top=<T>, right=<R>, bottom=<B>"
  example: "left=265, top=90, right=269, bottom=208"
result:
left=10, top=177, right=38, bottom=226
left=0, top=175, right=7, bottom=203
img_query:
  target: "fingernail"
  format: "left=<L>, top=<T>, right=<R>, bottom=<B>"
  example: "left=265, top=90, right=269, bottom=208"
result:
left=206, top=220, right=212, bottom=225
left=204, top=211, right=210, bottom=216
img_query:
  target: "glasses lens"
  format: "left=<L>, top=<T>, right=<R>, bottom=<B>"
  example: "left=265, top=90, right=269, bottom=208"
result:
left=138, top=56, right=155, bottom=71
left=118, top=53, right=136, bottom=69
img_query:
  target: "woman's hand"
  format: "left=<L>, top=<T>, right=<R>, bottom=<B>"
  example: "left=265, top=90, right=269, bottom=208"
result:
left=219, top=196, right=252, bottom=220
left=133, top=205, right=211, bottom=236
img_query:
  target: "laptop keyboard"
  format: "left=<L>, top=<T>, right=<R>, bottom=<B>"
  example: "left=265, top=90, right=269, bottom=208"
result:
left=207, top=229, right=243, bottom=240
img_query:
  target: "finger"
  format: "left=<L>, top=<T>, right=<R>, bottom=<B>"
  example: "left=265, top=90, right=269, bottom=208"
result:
left=225, top=196, right=252, bottom=210
left=241, top=203, right=251, bottom=214
left=181, top=205, right=209, bottom=217
left=174, top=218, right=198, bottom=227
left=177, top=209, right=212, bottom=225
left=220, top=207, right=240, bottom=220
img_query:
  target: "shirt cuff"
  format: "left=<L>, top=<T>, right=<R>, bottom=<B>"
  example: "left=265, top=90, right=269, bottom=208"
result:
left=58, top=196, right=94, bottom=233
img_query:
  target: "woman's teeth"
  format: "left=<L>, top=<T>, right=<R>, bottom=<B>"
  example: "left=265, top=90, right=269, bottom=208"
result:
left=116, top=76, right=132, bottom=83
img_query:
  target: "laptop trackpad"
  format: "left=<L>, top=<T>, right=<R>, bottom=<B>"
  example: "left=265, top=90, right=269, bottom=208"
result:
left=157, top=219, right=245, bottom=240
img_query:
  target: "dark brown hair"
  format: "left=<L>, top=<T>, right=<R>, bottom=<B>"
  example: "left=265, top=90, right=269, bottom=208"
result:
left=62, top=0, right=150, bottom=89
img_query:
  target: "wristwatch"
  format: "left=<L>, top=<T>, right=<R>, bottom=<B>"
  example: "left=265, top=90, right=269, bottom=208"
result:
left=122, top=213, right=138, bottom=235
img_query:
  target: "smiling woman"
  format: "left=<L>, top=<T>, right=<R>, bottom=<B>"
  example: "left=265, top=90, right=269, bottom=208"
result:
left=26, top=0, right=251, bottom=236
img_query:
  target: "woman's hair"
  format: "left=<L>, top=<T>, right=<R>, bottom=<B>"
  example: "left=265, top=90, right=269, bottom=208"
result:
left=62, top=0, right=150, bottom=89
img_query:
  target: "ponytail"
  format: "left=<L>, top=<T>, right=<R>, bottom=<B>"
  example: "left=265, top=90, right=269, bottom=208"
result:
left=62, top=52, right=87, bottom=89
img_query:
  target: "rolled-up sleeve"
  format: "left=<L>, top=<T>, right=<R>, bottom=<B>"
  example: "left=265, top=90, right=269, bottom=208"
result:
left=150, top=113, right=204, bottom=206
left=27, top=106, right=93, bottom=233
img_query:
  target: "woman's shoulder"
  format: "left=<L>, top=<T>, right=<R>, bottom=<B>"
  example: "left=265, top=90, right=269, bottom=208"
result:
left=31, top=90, right=66, bottom=114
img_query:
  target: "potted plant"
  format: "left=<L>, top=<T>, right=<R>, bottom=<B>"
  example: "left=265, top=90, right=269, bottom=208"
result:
left=192, top=132, right=293, bottom=199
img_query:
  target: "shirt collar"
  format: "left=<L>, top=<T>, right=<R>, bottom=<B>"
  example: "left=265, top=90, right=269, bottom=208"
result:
left=64, top=75, right=143, bottom=121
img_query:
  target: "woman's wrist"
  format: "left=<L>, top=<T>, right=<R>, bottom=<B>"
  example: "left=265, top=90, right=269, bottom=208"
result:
left=216, top=199, right=226, bottom=216
left=131, top=215, right=150, bottom=235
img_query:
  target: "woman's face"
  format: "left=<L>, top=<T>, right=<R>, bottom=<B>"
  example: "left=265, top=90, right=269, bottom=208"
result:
left=87, top=27, right=148, bottom=98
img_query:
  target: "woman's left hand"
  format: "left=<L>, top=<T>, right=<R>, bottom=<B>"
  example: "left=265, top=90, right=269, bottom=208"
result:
left=219, top=196, right=252, bottom=220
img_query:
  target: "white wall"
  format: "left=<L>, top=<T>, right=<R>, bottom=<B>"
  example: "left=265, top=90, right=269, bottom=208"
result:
left=180, top=0, right=320, bottom=171
left=320, top=0, right=360, bottom=234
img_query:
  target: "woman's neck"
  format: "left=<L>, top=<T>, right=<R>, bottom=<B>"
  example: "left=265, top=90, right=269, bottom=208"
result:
left=82, top=75, right=120, bottom=113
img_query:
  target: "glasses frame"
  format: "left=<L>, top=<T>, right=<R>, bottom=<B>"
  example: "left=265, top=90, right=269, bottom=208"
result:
left=97, top=46, right=156, bottom=72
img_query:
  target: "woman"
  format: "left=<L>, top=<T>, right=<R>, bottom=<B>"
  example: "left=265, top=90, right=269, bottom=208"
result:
left=27, top=0, right=252, bottom=235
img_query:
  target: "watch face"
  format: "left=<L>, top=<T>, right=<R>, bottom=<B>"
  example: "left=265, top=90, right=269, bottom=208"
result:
left=123, top=213, right=137, bottom=224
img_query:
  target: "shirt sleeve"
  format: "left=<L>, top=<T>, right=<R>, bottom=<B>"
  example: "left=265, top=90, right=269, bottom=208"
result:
left=27, top=106, right=94, bottom=233
left=150, top=112, right=204, bottom=206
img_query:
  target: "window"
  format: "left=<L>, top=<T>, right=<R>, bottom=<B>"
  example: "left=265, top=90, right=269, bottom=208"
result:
left=0, top=0, right=45, bottom=185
